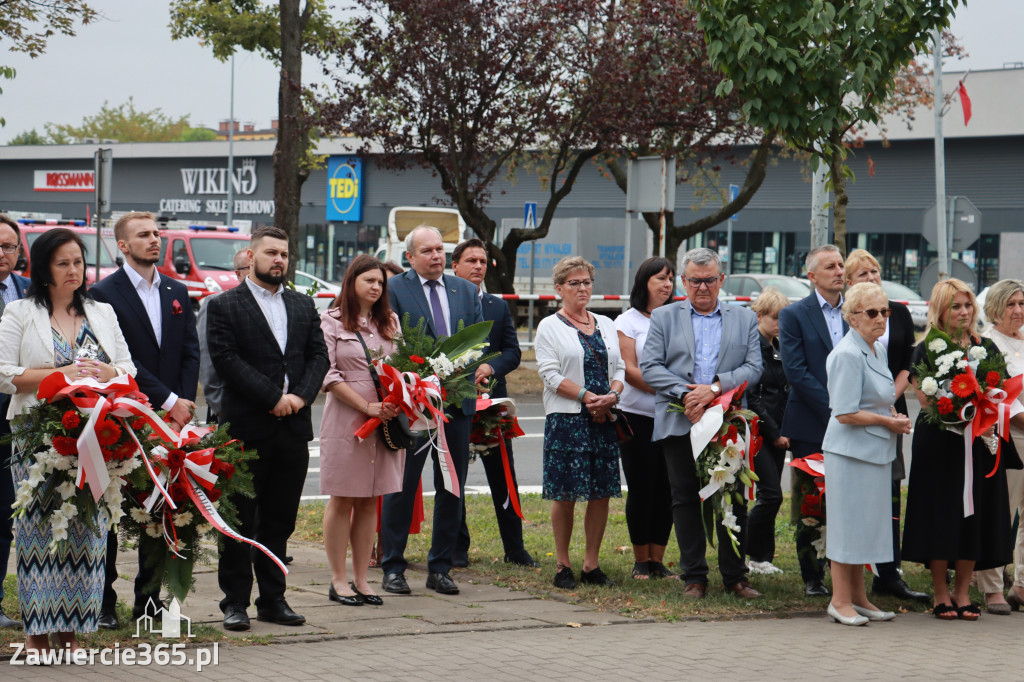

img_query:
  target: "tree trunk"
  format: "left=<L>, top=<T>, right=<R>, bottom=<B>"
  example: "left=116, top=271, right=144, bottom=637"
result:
left=829, top=138, right=849, bottom=259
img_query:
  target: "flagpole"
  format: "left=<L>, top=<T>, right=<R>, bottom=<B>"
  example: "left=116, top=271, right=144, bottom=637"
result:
left=932, top=27, right=950, bottom=281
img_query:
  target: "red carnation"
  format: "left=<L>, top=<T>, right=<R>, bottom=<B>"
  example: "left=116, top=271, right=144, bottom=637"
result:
left=53, top=436, right=78, bottom=456
left=167, top=449, right=186, bottom=470
left=950, top=372, right=979, bottom=399
left=61, top=411, right=81, bottom=430
left=219, top=463, right=236, bottom=479
left=207, top=487, right=223, bottom=503
left=937, top=397, right=955, bottom=415
left=725, top=425, right=739, bottom=443
left=410, top=355, right=425, bottom=365
left=986, top=371, right=1001, bottom=388
left=801, top=493, right=822, bottom=517
left=114, top=441, right=137, bottom=460
left=170, top=482, right=189, bottom=504
left=96, top=419, right=122, bottom=446
left=132, top=417, right=146, bottom=430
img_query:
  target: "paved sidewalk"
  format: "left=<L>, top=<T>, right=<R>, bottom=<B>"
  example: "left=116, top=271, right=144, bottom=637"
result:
left=5, top=539, right=1024, bottom=679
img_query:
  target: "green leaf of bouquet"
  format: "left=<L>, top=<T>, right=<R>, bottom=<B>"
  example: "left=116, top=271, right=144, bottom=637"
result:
left=166, top=555, right=194, bottom=603
left=435, top=320, right=494, bottom=358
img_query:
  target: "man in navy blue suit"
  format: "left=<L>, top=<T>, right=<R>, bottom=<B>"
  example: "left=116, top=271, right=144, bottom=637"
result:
left=0, top=214, right=30, bottom=630
left=778, top=244, right=846, bottom=598
left=450, top=239, right=538, bottom=568
left=90, top=211, right=200, bottom=627
left=381, top=226, right=483, bottom=596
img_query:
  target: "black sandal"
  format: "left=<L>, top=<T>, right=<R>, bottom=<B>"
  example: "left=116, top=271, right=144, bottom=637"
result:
left=957, top=603, right=981, bottom=621
left=932, top=603, right=957, bottom=620
left=647, top=561, right=677, bottom=579
left=631, top=561, right=651, bottom=580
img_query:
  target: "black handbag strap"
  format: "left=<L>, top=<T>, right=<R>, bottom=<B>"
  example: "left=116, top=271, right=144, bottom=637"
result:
left=354, top=331, right=386, bottom=402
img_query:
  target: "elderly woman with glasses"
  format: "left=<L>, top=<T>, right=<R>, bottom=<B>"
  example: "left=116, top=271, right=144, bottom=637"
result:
left=535, top=256, right=625, bottom=590
left=821, top=282, right=911, bottom=626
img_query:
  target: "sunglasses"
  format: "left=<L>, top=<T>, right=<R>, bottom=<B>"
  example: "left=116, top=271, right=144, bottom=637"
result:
left=853, top=308, right=891, bottom=319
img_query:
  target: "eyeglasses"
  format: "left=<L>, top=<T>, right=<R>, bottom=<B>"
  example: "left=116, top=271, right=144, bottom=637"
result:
left=564, top=279, right=593, bottom=289
left=685, top=276, right=720, bottom=289
left=0, top=244, right=18, bottom=254
left=235, top=266, right=250, bottom=274
left=853, top=308, right=891, bottom=319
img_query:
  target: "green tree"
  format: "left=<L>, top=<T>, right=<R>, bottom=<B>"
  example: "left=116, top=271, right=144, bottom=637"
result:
left=698, top=0, right=961, bottom=255
left=8, top=128, right=49, bottom=145
left=44, top=98, right=192, bottom=143
left=169, top=0, right=346, bottom=280
left=179, top=126, right=218, bottom=142
left=0, top=0, right=97, bottom=126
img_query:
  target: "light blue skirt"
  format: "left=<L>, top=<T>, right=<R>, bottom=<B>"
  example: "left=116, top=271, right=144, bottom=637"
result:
left=823, top=450, right=894, bottom=565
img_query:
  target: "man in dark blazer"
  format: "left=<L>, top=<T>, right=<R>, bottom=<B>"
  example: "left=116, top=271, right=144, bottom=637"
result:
left=641, top=247, right=763, bottom=600
left=0, top=214, right=29, bottom=630
left=206, top=226, right=328, bottom=631
left=450, top=239, right=537, bottom=568
left=778, top=244, right=847, bottom=597
left=90, top=211, right=201, bottom=628
left=382, top=225, right=483, bottom=596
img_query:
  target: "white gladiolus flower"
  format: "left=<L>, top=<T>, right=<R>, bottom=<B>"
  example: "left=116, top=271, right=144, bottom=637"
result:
left=26, top=463, right=45, bottom=488
left=14, top=482, right=34, bottom=508
left=130, top=507, right=151, bottom=523
left=51, top=527, right=68, bottom=544
left=710, top=467, right=735, bottom=487
left=59, top=501, right=77, bottom=520
left=920, top=377, right=939, bottom=396
left=928, top=338, right=947, bottom=352
left=428, top=354, right=456, bottom=378
left=56, top=480, right=77, bottom=500
left=107, top=507, right=125, bottom=526
left=722, top=508, right=740, bottom=532
left=50, top=513, right=69, bottom=531
left=173, top=511, right=194, bottom=527
left=969, top=345, right=987, bottom=361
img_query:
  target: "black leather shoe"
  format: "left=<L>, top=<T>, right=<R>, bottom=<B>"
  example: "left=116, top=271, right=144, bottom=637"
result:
left=553, top=566, right=577, bottom=589
left=256, top=598, right=305, bottom=626
left=805, top=579, right=830, bottom=597
left=383, top=572, right=411, bottom=594
left=283, top=555, right=294, bottom=565
left=222, top=603, right=250, bottom=631
left=452, top=551, right=469, bottom=568
left=97, top=607, right=119, bottom=630
left=872, top=577, right=930, bottom=603
left=504, top=551, right=541, bottom=568
left=426, top=571, right=460, bottom=595
left=350, top=583, right=384, bottom=606
left=328, top=583, right=363, bottom=606
left=0, top=606, right=23, bottom=629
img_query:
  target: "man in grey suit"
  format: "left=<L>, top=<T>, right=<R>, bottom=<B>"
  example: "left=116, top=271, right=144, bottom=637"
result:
left=641, top=247, right=763, bottom=599
left=381, top=225, right=483, bottom=596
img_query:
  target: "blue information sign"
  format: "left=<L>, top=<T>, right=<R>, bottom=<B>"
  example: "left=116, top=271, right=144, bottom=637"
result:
left=326, top=156, right=363, bottom=221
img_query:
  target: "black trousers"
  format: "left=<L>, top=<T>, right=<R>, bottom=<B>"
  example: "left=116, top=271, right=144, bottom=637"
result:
left=218, top=429, right=309, bottom=609
left=619, top=414, right=673, bottom=547
left=746, top=442, right=787, bottom=563
left=791, top=439, right=826, bottom=583
left=382, top=412, right=470, bottom=575
left=662, top=435, right=748, bottom=587
left=456, top=437, right=526, bottom=556
left=0, top=411, right=13, bottom=603
left=101, top=529, right=159, bottom=614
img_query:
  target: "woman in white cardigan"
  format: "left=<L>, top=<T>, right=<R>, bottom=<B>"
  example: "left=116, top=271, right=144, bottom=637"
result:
left=535, top=256, right=625, bottom=590
left=0, top=229, right=135, bottom=656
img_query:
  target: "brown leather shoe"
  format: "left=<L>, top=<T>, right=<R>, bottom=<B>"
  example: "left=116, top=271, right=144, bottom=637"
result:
left=727, top=580, right=763, bottom=599
left=683, top=582, right=707, bottom=599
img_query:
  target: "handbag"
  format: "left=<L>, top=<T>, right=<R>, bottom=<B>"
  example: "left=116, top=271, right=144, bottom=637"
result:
left=355, top=331, right=415, bottom=451
left=560, top=313, right=634, bottom=444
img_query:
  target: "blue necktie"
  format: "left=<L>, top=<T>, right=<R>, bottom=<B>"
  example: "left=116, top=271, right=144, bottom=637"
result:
left=427, top=279, right=448, bottom=337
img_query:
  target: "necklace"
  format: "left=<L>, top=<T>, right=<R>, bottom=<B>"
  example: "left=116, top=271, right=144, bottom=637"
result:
left=51, top=312, right=79, bottom=348
left=561, top=309, right=592, bottom=327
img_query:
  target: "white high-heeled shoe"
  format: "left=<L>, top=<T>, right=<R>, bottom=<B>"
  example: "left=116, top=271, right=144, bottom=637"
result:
left=852, top=604, right=896, bottom=621
left=828, top=602, right=868, bottom=626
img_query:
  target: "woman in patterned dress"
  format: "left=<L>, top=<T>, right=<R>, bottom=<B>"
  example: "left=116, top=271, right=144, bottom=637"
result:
left=0, top=229, right=134, bottom=655
left=535, top=256, right=625, bottom=590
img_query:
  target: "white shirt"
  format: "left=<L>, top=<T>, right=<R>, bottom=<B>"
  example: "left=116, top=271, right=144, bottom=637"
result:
left=123, top=263, right=178, bottom=411
left=815, top=289, right=845, bottom=349
left=416, top=272, right=451, bottom=335
left=245, top=276, right=289, bottom=392
left=615, top=307, right=655, bottom=418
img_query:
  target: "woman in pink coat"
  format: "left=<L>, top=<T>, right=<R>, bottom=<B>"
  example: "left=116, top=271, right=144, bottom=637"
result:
left=319, top=255, right=403, bottom=606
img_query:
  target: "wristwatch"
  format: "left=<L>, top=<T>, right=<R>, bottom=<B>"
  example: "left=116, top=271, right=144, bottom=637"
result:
left=710, top=384, right=721, bottom=395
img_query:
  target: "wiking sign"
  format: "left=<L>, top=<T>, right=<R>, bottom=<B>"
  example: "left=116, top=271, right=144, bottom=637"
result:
left=159, top=158, right=274, bottom=216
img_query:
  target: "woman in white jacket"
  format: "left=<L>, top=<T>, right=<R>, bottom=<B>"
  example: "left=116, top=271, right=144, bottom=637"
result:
left=535, top=256, right=625, bottom=590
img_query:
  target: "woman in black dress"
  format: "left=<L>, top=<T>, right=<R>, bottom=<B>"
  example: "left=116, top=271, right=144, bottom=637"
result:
left=902, top=278, right=1024, bottom=620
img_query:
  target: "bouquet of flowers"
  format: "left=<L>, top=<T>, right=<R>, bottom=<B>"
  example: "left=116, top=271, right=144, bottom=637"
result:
left=670, top=382, right=761, bottom=555
left=121, top=422, right=258, bottom=603
left=470, top=396, right=527, bottom=518
left=789, top=453, right=827, bottom=561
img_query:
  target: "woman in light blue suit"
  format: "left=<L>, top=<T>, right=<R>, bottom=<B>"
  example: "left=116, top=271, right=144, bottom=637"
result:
left=822, top=282, right=912, bottom=626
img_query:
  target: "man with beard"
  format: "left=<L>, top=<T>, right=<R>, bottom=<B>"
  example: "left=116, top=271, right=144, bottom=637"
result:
left=90, top=211, right=200, bottom=628
left=206, top=226, right=328, bottom=631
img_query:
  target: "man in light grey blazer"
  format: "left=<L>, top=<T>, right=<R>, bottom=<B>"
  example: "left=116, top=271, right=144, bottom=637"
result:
left=641, top=247, right=763, bottom=599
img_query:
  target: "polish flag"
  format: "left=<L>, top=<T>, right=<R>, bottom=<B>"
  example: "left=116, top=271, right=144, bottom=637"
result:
left=958, top=81, right=972, bottom=126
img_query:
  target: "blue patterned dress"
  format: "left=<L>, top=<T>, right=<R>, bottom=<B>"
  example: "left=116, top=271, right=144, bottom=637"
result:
left=13, top=322, right=109, bottom=635
left=542, top=326, right=622, bottom=502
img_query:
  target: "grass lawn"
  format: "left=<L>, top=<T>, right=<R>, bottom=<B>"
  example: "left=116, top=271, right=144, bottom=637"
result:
left=292, top=491, right=977, bottom=621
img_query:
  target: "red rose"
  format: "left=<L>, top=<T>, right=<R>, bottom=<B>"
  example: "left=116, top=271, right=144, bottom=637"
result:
left=96, top=419, right=122, bottom=446
left=53, top=436, right=78, bottom=456
left=167, top=449, right=186, bottom=471
left=61, top=411, right=81, bottom=430
left=986, top=371, right=1001, bottom=388
left=937, top=397, right=955, bottom=415
left=219, top=463, right=236, bottom=479
left=132, top=417, right=146, bottom=430
left=410, top=355, right=425, bottom=365
left=207, top=487, right=223, bottom=503
left=170, top=482, right=189, bottom=504
left=801, top=493, right=822, bottom=517
left=950, top=372, right=979, bottom=399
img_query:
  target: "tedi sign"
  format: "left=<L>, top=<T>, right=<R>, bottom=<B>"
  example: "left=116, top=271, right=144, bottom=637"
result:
left=159, top=158, right=274, bottom=216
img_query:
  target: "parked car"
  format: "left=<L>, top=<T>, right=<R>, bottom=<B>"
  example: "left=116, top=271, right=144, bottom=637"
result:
left=17, top=223, right=121, bottom=286
left=675, top=273, right=811, bottom=302
left=293, top=270, right=340, bottom=312
left=880, top=280, right=927, bottom=330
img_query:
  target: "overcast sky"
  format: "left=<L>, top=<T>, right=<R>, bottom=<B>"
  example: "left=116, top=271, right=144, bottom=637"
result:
left=1, top=1, right=1021, bottom=145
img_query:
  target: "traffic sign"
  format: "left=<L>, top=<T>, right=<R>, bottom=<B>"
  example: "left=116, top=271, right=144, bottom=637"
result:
left=729, top=183, right=740, bottom=220
left=918, top=258, right=977, bottom=299
left=923, top=196, right=981, bottom=251
left=524, top=202, right=537, bottom=230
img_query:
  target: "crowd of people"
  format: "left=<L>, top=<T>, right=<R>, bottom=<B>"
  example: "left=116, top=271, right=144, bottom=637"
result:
left=1, top=211, right=1023, bottom=656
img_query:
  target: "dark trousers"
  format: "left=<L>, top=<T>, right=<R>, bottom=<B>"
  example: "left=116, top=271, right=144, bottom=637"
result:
left=662, top=435, right=748, bottom=587
left=874, top=479, right=903, bottom=581
left=0, top=412, right=13, bottom=602
left=456, top=437, right=526, bottom=556
left=791, top=439, right=826, bottom=583
left=218, top=430, right=309, bottom=609
left=101, top=532, right=159, bottom=614
left=746, top=443, right=787, bottom=562
left=619, top=414, right=673, bottom=547
left=382, top=412, right=470, bottom=575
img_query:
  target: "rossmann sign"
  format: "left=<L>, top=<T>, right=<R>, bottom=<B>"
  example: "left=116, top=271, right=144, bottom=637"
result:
left=34, top=170, right=95, bottom=192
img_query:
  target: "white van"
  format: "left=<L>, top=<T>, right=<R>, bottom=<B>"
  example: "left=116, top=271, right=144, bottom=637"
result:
left=375, top=206, right=466, bottom=274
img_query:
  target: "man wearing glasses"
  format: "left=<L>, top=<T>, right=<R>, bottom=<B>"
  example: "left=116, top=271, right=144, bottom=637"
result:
left=0, top=214, right=29, bottom=630
left=641, top=247, right=763, bottom=599
left=198, top=249, right=250, bottom=423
